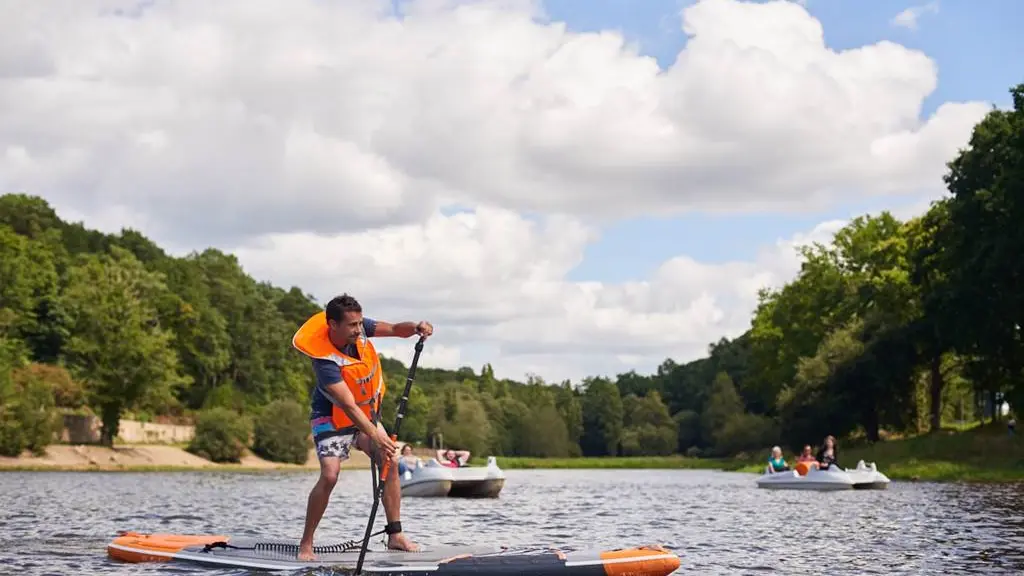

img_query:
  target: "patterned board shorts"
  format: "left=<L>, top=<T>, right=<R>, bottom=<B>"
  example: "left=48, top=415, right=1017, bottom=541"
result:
left=311, top=416, right=360, bottom=460
left=314, top=433, right=358, bottom=460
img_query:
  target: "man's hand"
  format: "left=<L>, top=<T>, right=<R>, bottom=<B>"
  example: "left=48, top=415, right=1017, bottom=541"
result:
left=372, top=425, right=397, bottom=457
left=414, top=321, right=433, bottom=338
left=375, top=320, right=434, bottom=339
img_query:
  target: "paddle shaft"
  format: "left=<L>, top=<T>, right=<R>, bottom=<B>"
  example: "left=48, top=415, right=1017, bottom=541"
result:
left=354, top=335, right=426, bottom=575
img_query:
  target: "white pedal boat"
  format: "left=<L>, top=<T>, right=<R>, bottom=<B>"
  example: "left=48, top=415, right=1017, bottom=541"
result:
left=844, top=460, right=890, bottom=490
left=756, top=459, right=890, bottom=491
left=400, top=456, right=506, bottom=498
left=756, top=463, right=855, bottom=491
left=447, top=456, right=506, bottom=498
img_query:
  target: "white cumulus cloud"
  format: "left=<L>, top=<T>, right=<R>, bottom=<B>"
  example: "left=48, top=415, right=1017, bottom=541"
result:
left=0, top=0, right=989, bottom=383
left=1, top=0, right=987, bottom=245
left=233, top=205, right=851, bottom=383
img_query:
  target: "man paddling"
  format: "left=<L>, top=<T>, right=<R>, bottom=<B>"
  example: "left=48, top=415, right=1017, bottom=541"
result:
left=291, top=293, right=433, bottom=560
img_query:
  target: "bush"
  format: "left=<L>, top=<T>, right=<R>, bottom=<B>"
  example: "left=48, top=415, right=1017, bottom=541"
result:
left=0, top=362, right=62, bottom=457
left=620, top=423, right=678, bottom=456
left=187, top=407, right=251, bottom=463
left=713, top=412, right=780, bottom=456
left=252, top=399, right=310, bottom=464
left=673, top=410, right=702, bottom=452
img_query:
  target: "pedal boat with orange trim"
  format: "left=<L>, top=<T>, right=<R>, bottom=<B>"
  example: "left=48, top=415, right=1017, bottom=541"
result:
left=107, top=531, right=681, bottom=575
left=756, top=461, right=855, bottom=491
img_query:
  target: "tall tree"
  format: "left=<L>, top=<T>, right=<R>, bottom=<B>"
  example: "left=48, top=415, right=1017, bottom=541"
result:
left=580, top=376, right=623, bottom=456
left=60, top=247, right=188, bottom=445
left=936, top=83, right=1024, bottom=414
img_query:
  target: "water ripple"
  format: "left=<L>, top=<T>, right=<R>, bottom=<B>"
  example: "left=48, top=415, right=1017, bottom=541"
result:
left=1, top=469, right=1023, bottom=575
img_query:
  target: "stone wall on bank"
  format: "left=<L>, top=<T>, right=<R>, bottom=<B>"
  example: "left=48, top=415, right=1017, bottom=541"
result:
left=60, top=414, right=195, bottom=444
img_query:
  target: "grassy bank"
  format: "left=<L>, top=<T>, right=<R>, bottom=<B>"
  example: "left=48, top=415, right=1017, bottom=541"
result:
left=495, top=455, right=754, bottom=471
left=833, top=422, right=1024, bottom=483
left=497, top=423, right=1024, bottom=483
left=733, top=422, right=1024, bottom=482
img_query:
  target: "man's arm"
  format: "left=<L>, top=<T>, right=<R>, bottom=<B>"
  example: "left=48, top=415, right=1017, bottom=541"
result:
left=323, top=380, right=379, bottom=438
left=373, top=320, right=433, bottom=338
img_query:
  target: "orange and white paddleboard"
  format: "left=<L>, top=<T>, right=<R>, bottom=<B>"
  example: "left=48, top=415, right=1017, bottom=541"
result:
left=107, top=531, right=681, bottom=575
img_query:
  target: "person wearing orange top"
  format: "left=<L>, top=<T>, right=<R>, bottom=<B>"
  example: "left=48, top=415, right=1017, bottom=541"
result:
left=793, top=444, right=819, bottom=474
left=796, top=444, right=817, bottom=463
left=291, top=293, right=433, bottom=561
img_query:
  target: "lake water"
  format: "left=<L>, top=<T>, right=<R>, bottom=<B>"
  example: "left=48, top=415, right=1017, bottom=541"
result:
left=2, top=468, right=1024, bottom=575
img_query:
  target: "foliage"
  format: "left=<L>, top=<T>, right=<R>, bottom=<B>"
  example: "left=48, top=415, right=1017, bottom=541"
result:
left=187, top=407, right=251, bottom=463
left=252, top=399, right=310, bottom=465
left=59, top=247, right=188, bottom=445
left=2, top=82, right=1024, bottom=463
left=0, top=360, right=62, bottom=457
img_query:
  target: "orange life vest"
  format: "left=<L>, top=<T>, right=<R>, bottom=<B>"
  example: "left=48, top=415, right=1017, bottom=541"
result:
left=292, top=311, right=387, bottom=430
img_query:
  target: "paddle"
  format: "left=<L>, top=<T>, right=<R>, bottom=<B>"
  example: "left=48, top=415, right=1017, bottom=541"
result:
left=354, top=333, right=427, bottom=576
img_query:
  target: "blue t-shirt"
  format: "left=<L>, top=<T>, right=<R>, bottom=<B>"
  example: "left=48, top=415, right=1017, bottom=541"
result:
left=309, top=317, right=377, bottom=439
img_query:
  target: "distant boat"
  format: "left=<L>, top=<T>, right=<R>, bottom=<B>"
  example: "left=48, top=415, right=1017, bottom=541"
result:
left=755, top=460, right=890, bottom=491
left=400, top=456, right=506, bottom=498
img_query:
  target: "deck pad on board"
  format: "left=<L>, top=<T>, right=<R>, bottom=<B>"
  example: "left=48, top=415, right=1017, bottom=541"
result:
left=175, top=538, right=508, bottom=570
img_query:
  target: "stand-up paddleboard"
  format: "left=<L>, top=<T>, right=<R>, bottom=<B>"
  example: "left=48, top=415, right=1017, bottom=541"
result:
left=107, top=531, right=682, bottom=575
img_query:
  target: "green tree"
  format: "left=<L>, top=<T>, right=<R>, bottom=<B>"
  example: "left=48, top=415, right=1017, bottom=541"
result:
left=554, top=381, right=583, bottom=452
left=934, top=84, right=1024, bottom=414
left=620, top=391, right=677, bottom=456
left=252, top=399, right=311, bottom=464
left=579, top=377, right=623, bottom=456
left=776, top=320, right=865, bottom=448
left=700, top=372, right=744, bottom=449
left=0, top=225, right=65, bottom=362
left=59, top=247, right=188, bottom=445
left=672, top=410, right=701, bottom=452
left=380, top=385, right=431, bottom=445
left=905, top=202, right=959, bottom=433
left=746, top=244, right=855, bottom=416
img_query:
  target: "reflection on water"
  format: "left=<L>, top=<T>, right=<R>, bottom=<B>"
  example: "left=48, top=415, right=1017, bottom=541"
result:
left=1, top=469, right=1023, bottom=575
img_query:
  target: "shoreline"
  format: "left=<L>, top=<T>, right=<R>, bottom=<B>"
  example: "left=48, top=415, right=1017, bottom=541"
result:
left=0, top=452, right=749, bottom=475
left=0, top=444, right=369, bottom=473
left=0, top=446, right=749, bottom=474
left=3, top=439, right=1022, bottom=484
left=496, top=455, right=752, bottom=471
left=494, top=455, right=1024, bottom=483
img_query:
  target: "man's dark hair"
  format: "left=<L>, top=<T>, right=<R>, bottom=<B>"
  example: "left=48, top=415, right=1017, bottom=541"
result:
left=325, top=293, right=362, bottom=323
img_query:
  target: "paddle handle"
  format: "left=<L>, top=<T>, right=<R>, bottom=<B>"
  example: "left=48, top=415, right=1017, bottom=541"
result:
left=379, top=434, right=399, bottom=479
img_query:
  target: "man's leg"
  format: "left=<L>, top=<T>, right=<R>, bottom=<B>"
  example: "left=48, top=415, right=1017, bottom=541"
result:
left=298, top=433, right=354, bottom=561
left=355, top=424, right=419, bottom=552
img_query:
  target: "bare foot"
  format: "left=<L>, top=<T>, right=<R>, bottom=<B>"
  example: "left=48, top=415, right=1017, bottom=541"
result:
left=297, top=543, right=316, bottom=561
left=387, top=533, right=420, bottom=552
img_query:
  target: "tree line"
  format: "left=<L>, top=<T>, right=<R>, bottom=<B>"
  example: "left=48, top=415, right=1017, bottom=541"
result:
left=2, top=82, right=1022, bottom=462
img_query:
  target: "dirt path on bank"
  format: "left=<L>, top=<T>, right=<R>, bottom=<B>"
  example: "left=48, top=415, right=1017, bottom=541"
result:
left=0, top=444, right=372, bottom=471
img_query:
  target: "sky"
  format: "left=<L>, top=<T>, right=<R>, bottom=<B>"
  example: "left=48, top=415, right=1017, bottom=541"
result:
left=1, top=0, right=1022, bottom=385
